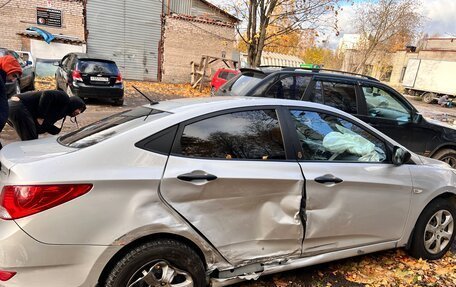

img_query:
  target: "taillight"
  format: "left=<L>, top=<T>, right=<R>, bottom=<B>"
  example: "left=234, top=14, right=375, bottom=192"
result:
left=0, top=184, right=92, bottom=220
left=0, top=270, right=16, bottom=281
left=72, top=70, right=83, bottom=82
left=116, top=71, right=122, bottom=84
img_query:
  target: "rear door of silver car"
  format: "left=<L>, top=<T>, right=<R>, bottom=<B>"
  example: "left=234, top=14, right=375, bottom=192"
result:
left=159, top=107, right=306, bottom=265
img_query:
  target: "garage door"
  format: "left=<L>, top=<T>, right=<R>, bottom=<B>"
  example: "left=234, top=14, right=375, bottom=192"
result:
left=86, top=0, right=161, bottom=81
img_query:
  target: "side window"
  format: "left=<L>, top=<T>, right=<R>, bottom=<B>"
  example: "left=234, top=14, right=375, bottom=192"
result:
left=265, top=75, right=310, bottom=100
left=363, top=86, right=411, bottom=122
left=226, top=72, right=236, bottom=81
left=289, top=110, right=387, bottom=162
left=178, top=110, right=286, bottom=160
left=218, top=71, right=228, bottom=80
left=321, top=82, right=357, bottom=114
left=11, top=51, right=25, bottom=67
left=61, top=56, right=70, bottom=70
left=309, top=81, right=324, bottom=104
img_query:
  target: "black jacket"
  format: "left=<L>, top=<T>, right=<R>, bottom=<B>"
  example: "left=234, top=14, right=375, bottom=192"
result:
left=18, top=91, right=86, bottom=135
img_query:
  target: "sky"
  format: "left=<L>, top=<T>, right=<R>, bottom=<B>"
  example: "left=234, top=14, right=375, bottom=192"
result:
left=208, top=0, right=456, bottom=50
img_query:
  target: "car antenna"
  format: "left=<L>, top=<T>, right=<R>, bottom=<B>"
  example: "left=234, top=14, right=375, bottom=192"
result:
left=132, top=86, right=159, bottom=105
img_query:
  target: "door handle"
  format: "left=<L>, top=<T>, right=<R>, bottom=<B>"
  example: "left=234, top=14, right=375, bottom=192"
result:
left=315, top=174, right=343, bottom=184
left=177, top=172, right=218, bottom=182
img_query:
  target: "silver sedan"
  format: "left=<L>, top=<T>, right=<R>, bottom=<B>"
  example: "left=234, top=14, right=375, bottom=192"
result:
left=0, top=97, right=455, bottom=287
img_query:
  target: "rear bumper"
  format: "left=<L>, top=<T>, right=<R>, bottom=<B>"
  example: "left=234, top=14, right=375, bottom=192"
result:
left=0, top=220, right=117, bottom=287
left=71, top=83, right=124, bottom=100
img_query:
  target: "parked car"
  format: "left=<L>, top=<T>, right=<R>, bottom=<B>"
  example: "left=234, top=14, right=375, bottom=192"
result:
left=210, top=68, right=239, bottom=96
left=0, top=48, right=35, bottom=97
left=0, top=97, right=455, bottom=286
left=217, top=67, right=456, bottom=168
left=55, top=53, right=124, bottom=106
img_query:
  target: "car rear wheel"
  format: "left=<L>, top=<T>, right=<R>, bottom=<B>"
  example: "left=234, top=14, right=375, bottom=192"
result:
left=27, top=73, right=35, bottom=91
left=422, top=92, right=436, bottom=104
left=66, top=85, right=74, bottom=97
left=432, top=148, right=456, bottom=168
left=105, top=239, right=206, bottom=287
left=408, top=198, right=455, bottom=260
left=113, top=98, right=124, bottom=106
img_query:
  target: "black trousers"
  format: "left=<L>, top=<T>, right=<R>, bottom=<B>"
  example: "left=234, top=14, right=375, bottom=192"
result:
left=8, top=100, right=38, bottom=141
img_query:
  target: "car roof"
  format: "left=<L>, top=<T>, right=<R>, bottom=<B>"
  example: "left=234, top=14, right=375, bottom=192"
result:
left=246, top=66, right=379, bottom=82
left=149, top=96, right=352, bottom=116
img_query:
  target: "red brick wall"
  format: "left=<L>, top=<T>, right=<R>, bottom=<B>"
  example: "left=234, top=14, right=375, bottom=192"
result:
left=0, top=0, right=84, bottom=50
left=161, top=16, right=236, bottom=83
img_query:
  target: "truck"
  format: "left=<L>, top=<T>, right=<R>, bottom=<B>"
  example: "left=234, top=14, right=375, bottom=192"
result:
left=402, top=58, right=456, bottom=104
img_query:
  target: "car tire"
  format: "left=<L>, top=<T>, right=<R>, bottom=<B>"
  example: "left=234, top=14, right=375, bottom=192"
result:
left=113, top=98, right=124, bottom=106
left=432, top=148, right=456, bottom=168
left=408, top=198, right=455, bottom=260
left=27, top=73, right=36, bottom=91
left=105, top=239, right=206, bottom=287
left=66, top=85, right=74, bottom=97
left=210, top=87, right=216, bottom=97
left=422, top=92, right=436, bottom=104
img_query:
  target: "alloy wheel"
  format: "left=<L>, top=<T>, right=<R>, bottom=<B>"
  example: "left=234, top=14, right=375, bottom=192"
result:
left=127, top=260, right=193, bottom=287
left=424, top=210, right=454, bottom=254
left=441, top=155, right=456, bottom=168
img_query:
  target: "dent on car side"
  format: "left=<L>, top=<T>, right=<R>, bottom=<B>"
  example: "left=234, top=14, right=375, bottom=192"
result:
left=0, top=97, right=454, bottom=287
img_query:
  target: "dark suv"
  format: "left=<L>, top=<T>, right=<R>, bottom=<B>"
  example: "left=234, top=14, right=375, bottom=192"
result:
left=55, top=53, right=124, bottom=106
left=217, top=67, right=456, bottom=167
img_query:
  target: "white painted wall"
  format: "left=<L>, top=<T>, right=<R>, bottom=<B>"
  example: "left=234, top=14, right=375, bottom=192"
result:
left=30, top=39, right=86, bottom=60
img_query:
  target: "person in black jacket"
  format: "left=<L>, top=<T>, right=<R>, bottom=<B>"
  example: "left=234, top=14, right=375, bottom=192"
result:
left=8, top=90, right=86, bottom=141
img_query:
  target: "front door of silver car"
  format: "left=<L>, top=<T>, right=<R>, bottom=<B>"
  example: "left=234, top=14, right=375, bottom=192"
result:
left=286, top=109, right=413, bottom=254
left=160, top=108, right=306, bottom=265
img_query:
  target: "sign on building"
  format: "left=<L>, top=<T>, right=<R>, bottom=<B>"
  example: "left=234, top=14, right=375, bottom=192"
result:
left=37, top=7, right=62, bottom=28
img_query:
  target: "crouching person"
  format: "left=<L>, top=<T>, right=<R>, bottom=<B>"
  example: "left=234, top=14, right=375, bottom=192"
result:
left=8, top=90, right=86, bottom=141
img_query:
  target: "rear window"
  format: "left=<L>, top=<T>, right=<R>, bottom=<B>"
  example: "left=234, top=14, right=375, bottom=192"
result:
left=230, top=74, right=265, bottom=96
left=77, top=60, right=119, bottom=74
left=59, top=107, right=168, bottom=148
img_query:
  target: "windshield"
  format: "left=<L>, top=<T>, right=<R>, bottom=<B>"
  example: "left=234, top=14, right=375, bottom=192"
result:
left=78, top=60, right=119, bottom=74
left=230, top=74, right=264, bottom=96
left=59, top=107, right=169, bottom=148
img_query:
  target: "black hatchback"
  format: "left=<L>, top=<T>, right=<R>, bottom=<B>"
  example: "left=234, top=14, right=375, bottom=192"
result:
left=55, top=53, right=124, bottom=106
left=217, top=67, right=456, bottom=167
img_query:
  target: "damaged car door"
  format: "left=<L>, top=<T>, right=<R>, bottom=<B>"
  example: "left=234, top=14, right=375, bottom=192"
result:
left=159, top=108, right=305, bottom=265
left=287, top=109, right=413, bottom=255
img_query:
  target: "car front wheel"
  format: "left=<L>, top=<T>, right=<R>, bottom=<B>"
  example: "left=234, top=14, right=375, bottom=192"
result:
left=408, top=198, right=455, bottom=260
left=432, top=148, right=456, bottom=168
left=105, top=239, right=206, bottom=287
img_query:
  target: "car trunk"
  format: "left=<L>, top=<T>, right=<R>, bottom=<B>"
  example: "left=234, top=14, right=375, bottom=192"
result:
left=77, top=59, right=119, bottom=86
left=0, top=137, right=77, bottom=174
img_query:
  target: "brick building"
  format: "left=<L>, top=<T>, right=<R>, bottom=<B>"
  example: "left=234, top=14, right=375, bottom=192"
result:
left=161, top=3, right=238, bottom=83
left=0, top=0, right=86, bottom=59
left=1, top=0, right=238, bottom=82
left=389, top=38, right=456, bottom=89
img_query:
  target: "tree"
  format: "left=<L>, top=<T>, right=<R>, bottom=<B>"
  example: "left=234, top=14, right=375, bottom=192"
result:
left=301, top=47, right=342, bottom=69
left=230, top=0, right=340, bottom=67
left=352, top=0, right=421, bottom=73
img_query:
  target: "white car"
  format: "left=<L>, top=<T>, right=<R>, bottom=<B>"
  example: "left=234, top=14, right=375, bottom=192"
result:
left=0, top=97, right=454, bottom=287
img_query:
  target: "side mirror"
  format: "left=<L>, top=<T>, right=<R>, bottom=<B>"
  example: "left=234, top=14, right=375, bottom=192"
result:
left=392, top=146, right=411, bottom=166
left=413, top=113, right=423, bottom=124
